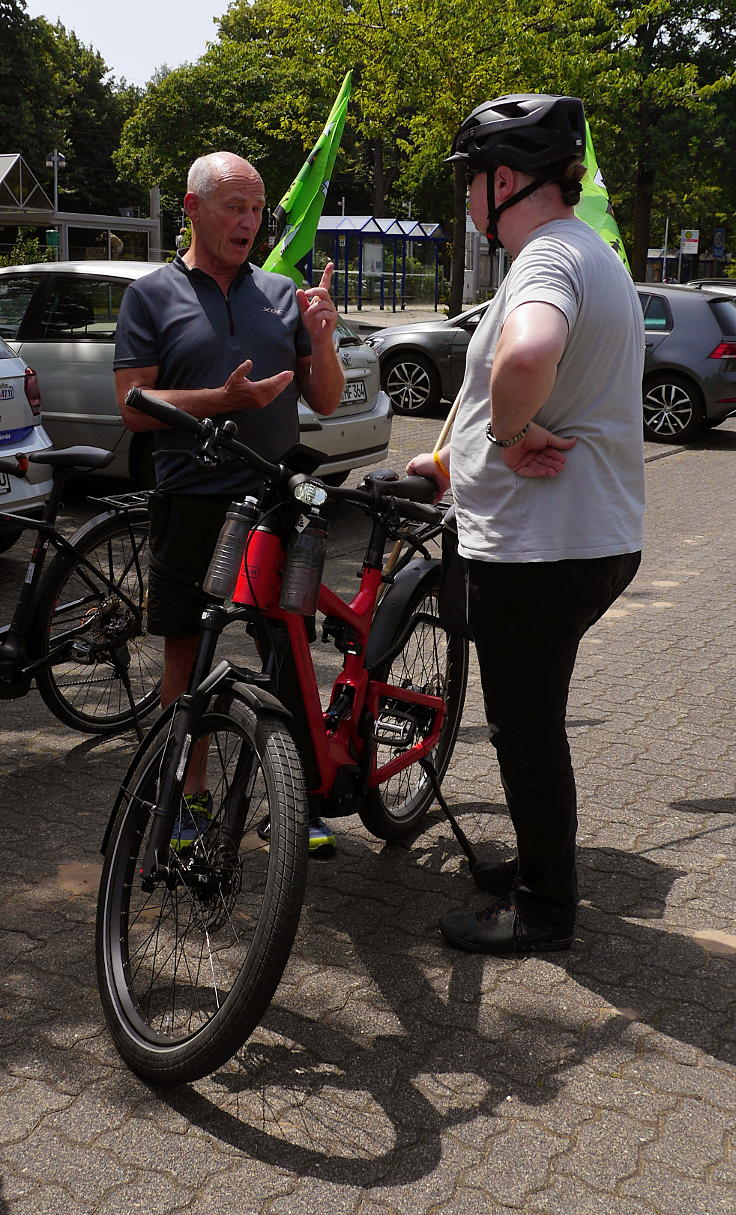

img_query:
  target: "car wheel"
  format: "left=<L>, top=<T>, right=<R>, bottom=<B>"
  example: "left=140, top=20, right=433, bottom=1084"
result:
left=643, top=373, right=706, bottom=443
left=382, top=353, right=442, bottom=415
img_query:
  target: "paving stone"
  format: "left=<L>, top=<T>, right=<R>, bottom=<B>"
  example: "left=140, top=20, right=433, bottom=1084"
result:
left=2, top=425, right=736, bottom=1215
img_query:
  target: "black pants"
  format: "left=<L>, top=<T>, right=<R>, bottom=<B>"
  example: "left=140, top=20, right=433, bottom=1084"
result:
left=466, top=552, right=641, bottom=928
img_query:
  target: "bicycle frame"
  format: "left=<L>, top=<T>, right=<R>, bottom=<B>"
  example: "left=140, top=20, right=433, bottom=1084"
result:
left=134, top=509, right=447, bottom=884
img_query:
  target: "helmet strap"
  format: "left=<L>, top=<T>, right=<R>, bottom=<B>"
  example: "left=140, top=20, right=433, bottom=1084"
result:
left=485, top=173, right=549, bottom=244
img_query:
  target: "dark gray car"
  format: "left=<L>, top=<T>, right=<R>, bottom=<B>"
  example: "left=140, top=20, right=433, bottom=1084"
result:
left=367, top=283, right=736, bottom=444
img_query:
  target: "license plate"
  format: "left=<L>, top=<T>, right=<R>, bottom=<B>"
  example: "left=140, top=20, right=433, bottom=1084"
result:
left=340, top=381, right=368, bottom=405
left=0, top=472, right=10, bottom=495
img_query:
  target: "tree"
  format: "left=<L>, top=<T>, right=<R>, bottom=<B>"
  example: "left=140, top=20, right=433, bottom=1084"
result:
left=114, top=38, right=311, bottom=234
left=0, top=2, right=145, bottom=216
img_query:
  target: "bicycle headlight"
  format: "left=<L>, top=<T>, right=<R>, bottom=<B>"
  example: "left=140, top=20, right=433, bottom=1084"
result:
left=293, top=480, right=328, bottom=508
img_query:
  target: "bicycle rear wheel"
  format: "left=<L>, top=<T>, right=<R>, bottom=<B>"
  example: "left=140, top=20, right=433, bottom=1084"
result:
left=360, top=568, right=469, bottom=839
left=31, top=509, right=163, bottom=733
left=96, top=691, right=308, bottom=1084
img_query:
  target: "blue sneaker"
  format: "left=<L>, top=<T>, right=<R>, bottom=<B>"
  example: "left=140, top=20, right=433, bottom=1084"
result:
left=170, top=791, right=214, bottom=852
left=256, top=815, right=336, bottom=856
left=308, top=817, right=337, bottom=856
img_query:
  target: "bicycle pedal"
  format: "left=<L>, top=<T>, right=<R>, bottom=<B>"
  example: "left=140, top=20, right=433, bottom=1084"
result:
left=373, top=714, right=418, bottom=746
left=70, top=641, right=96, bottom=664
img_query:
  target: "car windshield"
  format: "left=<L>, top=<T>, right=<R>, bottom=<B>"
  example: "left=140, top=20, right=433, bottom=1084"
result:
left=0, top=274, right=40, bottom=340
left=0, top=334, right=19, bottom=360
left=335, top=316, right=362, bottom=347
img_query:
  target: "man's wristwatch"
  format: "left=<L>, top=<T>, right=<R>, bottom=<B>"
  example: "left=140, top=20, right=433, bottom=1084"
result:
left=486, top=421, right=530, bottom=448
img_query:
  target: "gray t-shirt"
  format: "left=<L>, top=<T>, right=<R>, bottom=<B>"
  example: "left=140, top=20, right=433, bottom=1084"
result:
left=451, top=219, right=645, bottom=562
left=114, top=255, right=311, bottom=495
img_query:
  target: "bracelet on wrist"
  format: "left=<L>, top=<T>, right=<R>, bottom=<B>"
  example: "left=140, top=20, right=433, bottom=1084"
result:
left=486, top=421, right=530, bottom=448
left=433, top=449, right=450, bottom=477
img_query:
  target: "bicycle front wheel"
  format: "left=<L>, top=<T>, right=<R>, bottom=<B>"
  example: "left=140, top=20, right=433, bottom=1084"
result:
left=31, top=509, right=163, bottom=733
left=360, top=568, right=469, bottom=839
left=96, top=692, right=308, bottom=1084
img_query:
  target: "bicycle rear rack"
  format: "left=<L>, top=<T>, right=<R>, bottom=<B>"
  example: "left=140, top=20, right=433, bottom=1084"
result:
left=87, top=490, right=152, bottom=512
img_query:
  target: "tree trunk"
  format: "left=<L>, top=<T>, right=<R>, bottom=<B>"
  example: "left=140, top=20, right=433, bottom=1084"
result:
left=630, top=161, right=654, bottom=281
left=448, top=161, right=466, bottom=317
left=373, top=140, right=385, bottom=218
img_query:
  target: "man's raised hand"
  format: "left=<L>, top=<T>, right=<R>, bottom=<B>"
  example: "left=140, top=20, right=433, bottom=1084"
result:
left=296, top=262, right=338, bottom=342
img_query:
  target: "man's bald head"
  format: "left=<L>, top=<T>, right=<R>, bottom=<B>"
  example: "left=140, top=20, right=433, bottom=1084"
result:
left=187, top=152, right=263, bottom=199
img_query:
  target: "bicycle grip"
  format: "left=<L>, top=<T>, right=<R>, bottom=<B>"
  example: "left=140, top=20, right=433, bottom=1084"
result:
left=392, top=497, right=441, bottom=525
left=125, top=387, right=208, bottom=437
left=385, top=474, right=437, bottom=504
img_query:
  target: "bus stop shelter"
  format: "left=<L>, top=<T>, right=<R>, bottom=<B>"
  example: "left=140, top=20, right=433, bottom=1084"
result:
left=308, top=215, right=448, bottom=313
left=0, top=154, right=162, bottom=261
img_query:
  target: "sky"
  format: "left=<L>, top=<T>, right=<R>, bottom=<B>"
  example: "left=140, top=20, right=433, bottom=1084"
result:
left=24, top=0, right=231, bottom=87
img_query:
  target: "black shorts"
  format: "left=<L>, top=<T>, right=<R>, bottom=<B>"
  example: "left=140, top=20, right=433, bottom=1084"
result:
left=147, top=493, right=232, bottom=638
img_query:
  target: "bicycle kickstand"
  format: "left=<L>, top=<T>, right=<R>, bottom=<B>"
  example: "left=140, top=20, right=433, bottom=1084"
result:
left=114, top=650, right=144, bottom=742
left=419, top=758, right=478, bottom=868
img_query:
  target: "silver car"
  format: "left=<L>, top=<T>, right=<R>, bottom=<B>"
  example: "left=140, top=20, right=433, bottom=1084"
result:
left=0, top=334, right=53, bottom=552
left=0, top=261, right=392, bottom=486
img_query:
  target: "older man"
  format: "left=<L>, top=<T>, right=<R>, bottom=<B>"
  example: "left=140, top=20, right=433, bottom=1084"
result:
left=409, top=96, right=645, bottom=952
left=114, top=151, right=344, bottom=849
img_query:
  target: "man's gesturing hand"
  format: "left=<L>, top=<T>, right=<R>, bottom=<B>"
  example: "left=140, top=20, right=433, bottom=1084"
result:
left=500, top=421, right=576, bottom=477
left=222, top=359, right=294, bottom=410
left=296, top=262, right=338, bottom=343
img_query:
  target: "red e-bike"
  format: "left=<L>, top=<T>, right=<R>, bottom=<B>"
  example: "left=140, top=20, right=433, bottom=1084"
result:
left=96, top=389, right=469, bottom=1083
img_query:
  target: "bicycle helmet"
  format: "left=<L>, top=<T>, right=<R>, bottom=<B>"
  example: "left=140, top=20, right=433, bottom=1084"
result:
left=447, top=94, right=586, bottom=242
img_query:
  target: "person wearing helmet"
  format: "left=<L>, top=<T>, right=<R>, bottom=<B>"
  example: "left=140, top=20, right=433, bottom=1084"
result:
left=408, top=94, right=645, bottom=954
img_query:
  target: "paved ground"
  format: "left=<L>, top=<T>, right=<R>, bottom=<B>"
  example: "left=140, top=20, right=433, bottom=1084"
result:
left=1, top=412, right=735, bottom=1214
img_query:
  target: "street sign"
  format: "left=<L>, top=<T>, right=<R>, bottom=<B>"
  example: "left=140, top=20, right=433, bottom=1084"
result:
left=680, top=229, right=699, bottom=255
left=712, top=227, right=726, bottom=260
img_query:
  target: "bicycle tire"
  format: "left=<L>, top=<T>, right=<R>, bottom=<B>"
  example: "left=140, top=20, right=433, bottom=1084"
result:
left=31, top=509, right=163, bottom=733
left=359, top=567, right=469, bottom=839
left=96, top=691, right=308, bottom=1084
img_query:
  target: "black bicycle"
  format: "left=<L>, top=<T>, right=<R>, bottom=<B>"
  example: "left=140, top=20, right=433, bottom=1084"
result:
left=0, top=445, right=163, bottom=735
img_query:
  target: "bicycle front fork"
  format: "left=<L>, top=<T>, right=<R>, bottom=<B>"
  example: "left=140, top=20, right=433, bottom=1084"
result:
left=138, top=605, right=230, bottom=886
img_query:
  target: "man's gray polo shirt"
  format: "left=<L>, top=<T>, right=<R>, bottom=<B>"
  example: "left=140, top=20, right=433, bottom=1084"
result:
left=114, top=255, right=311, bottom=495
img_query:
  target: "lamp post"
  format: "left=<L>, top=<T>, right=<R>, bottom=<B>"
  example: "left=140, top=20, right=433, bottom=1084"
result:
left=45, top=149, right=66, bottom=211
left=45, top=150, right=65, bottom=261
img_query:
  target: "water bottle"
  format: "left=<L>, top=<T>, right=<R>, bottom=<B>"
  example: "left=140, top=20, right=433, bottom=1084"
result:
left=279, top=509, right=328, bottom=616
left=203, top=496, right=259, bottom=599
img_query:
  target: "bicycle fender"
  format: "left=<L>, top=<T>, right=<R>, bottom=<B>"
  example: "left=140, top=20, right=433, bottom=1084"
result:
left=365, top=556, right=440, bottom=670
left=99, top=699, right=179, bottom=856
left=229, top=681, right=293, bottom=721
left=99, top=681, right=292, bottom=856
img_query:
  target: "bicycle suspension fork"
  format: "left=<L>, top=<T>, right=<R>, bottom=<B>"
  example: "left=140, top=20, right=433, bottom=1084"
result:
left=138, top=604, right=228, bottom=886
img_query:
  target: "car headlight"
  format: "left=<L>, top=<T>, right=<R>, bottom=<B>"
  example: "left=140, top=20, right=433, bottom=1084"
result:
left=364, top=336, right=386, bottom=352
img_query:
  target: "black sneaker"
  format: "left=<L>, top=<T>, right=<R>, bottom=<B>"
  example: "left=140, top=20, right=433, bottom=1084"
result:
left=439, top=897, right=573, bottom=954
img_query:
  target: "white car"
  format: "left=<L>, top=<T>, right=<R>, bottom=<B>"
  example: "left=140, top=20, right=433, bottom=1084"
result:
left=0, top=334, right=53, bottom=553
left=0, top=261, right=393, bottom=486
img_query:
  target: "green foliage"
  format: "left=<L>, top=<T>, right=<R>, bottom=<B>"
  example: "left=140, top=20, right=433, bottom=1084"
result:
left=0, top=230, right=53, bottom=268
left=0, top=1, right=145, bottom=215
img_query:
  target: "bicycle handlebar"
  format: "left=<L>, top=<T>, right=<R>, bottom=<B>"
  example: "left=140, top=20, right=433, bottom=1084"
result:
left=125, top=386, right=442, bottom=526
left=125, top=387, right=208, bottom=439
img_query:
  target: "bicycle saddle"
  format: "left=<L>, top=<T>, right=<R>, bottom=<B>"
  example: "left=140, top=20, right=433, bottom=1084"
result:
left=29, top=446, right=114, bottom=471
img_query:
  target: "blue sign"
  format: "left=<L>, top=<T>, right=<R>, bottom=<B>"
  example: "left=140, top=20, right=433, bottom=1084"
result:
left=712, top=227, right=726, bottom=260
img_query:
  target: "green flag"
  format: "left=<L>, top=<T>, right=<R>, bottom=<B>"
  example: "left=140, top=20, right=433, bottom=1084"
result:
left=575, top=121, right=630, bottom=273
left=263, top=72, right=352, bottom=286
